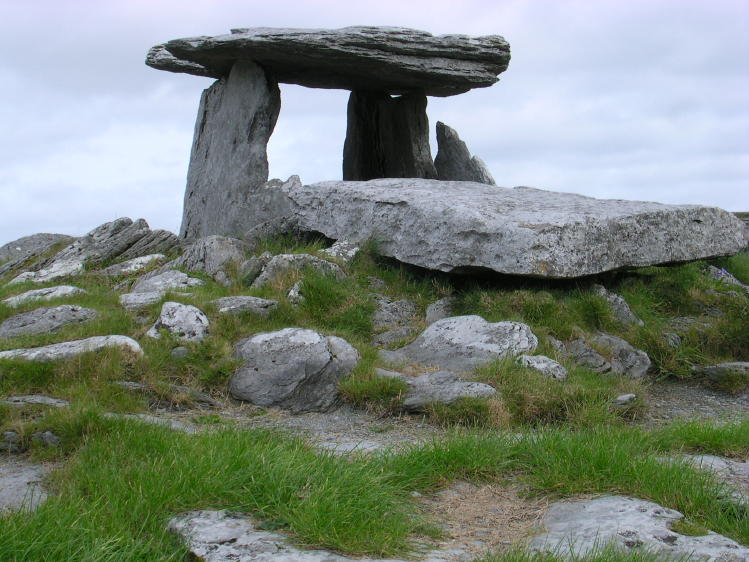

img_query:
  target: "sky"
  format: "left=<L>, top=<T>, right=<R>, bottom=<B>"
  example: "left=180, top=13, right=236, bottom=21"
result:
left=1, top=0, right=747, bottom=245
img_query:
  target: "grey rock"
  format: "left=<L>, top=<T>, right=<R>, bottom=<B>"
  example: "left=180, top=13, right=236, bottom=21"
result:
left=239, top=252, right=273, bottom=285
left=287, top=280, right=305, bottom=305
left=251, top=254, right=345, bottom=289
left=98, top=254, right=165, bottom=276
left=0, top=233, right=74, bottom=263
left=372, top=327, right=415, bottom=347
left=2, top=285, right=86, bottom=307
left=211, top=296, right=278, bottom=317
left=591, top=284, right=644, bottom=326
left=517, top=355, right=568, bottom=381
left=31, top=431, right=60, bottom=447
left=0, top=459, right=50, bottom=513
left=591, top=333, right=651, bottom=380
left=563, top=338, right=611, bottom=373
left=664, top=332, right=682, bottom=348
left=321, top=240, right=360, bottom=263
left=694, top=362, right=749, bottom=385
left=230, top=328, right=359, bottom=413
left=1, top=431, right=22, bottom=453
left=425, top=297, right=456, bottom=325
left=372, top=295, right=418, bottom=330
left=172, top=236, right=251, bottom=285
left=269, top=178, right=746, bottom=279
left=367, top=277, right=386, bottom=291
left=529, top=495, right=749, bottom=560
left=1, top=395, right=70, bottom=408
left=103, top=413, right=197, bottom=434
left=0, top=335, right=143, bottom=361
left=707, top=265, right=749, bottom=294
left=343, top=91, right=436, bottom=181
left=9, top=259, right=84, bottom=284
left=180, top=61, right=280, bottom=240
left=434, top=122, right=495, bottom=184
left=614, top=393, right=637, bottom=406
left=131, top=269, right=205, bottom=293
left=0, top=305, right=97, bottom=338
left=119, top=291, right=165, bottom=310
left=117, top=229, right=179, bottom=260
left=397, top=370, right=496, bottom=412
left=147, top=26, right=511, bottom=97
left=384, top=315, right=537, bottom=372
left=171, top=346, right=189, bottom=359
left=147, top=302, right=209, bottom=342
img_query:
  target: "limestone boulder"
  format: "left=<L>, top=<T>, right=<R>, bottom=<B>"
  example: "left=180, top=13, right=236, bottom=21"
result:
left=211, top=296, right=278, bottom=317
left=434, top=122, right=495, bottom=184
left=170, top=236, right=250, bottom=285
left=147, top=302, right=209, bottom=342
left=0, top=336, right=143, bottom=361
left=131, top=270, right=205, bottom=294
left=383, top=315, right=537, bottom=372
left=591, top=333, right=651, bottom=380
left=250, top=253, right=345, bottom=289
left=230, top=328, right=359, bottom=413
left=0, top=305, right=97, bottom=338
left=2, top=286, right=86, bottom=307
left=376, top=369, right=496, bottom=412
left=517, top=355, right=568, bottom=380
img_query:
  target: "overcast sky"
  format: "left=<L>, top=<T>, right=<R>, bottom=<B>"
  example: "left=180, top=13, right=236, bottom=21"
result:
left=1, top=0, right=747, bottom=245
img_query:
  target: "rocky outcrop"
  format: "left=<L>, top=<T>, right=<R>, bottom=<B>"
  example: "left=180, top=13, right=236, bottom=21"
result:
left=372, top=295, right=418, bottom=330
left=0, top=233, right=74, bottom=263
left=130, top=270, right=205, bottom=294
left=0, top=305, right=97, bottom=338
left=180, top=61, right=280, bottom=240
left=250, top=254, right=345, bottom=289
left=230, top=328, right=359, bottom=413
left=2, top=285, right=86, bottom=307
left=147, top=302, right=209, bottom=342
left=530, top=496, right=749, bottom=560
left=116, top=230, right=179, bottom=260
left=98, top=254, right=165, bottom=276
left=382, top=315, right=537, bottom=372
left=169, top=236, right=250, bottom=285
left=555, top=334, right=651, bottom=379
left=0, top=336, right=143, bottom=361
left=147, top=27, right=511, bottom=97
left=211, top=296, right=278, bottom=317
left=517, top=355, right=568, bottom=380
left=434, top=122, right=495, bottom=184
left=342, top=91, right=436, bottom=181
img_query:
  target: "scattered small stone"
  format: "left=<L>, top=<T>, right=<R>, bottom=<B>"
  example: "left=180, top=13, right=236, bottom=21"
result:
left=321, top=240, right=360, bottom=263
left=287, top=280, right=305, bottom=305
left=103, top=413, right=197, bottom=434
left=2, top=285, right=86, bottom=307
left=211, top=295, right=278, bottom=317
left=614, top=393, right=637, bottom=406
left=517, top=355, right=568, bottom=381
left=663, top=332, right=681, bottom=348
left=0, top=305, right=98, bottom=338
left=250, top=253, right=345, bottom=289
left=590, top=333, right=651, bottom=380
left=372, top=295, right=418, bottom=330
left=425, top=297, right=456, bottom=325
left=147, top=302, right=209, bottom=342
left=31, top=431, right=60, bottom=447
left=0, top=335, right=143, bottom=362
left=1, top=395, right=70, bottom=408
left=171, top=346, right=189, bottom=359
left=591, top=284, right=644, bottom=326
left=98, top=254, right=165, bottom=276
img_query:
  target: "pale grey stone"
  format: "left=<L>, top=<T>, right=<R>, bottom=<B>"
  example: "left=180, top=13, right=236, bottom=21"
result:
left=147, top=302, right=209, bottom=342
left=9, top=259, right=84, bottom=284
left=230, top=328, right=359, bottom=413
left=592, top=284, right=644, bottom=326
left=562, top=338, right=611, bottom=374
left=115, top=380, right=220, bottom=409
left=147, top=26, right=511, bottom=97
left=694, top=362, right=749, bottom=386
left=0, top=459, right=50, bottom=513
left=287, top=281, right=305, bottom=305
left=1, top=395, right=70, bottom=408
left=664, top=332, right=682, bottom=348
left=0, top=233, right=74, bottom=263
left=707, top=265, right=749, bottom=294
left=119, top=291, right=165, bottom=310
left=172, top=236, right=251, bottom=285
left=180, top=61, right=280, bottom=240
left=98, top=254, right=165, bottom=276
left=0, top=305, right=97, bottom=338
left=530, top=495, right=749, bottom=560
left=591, top=333, right=651, bottom=380
left=1, top=431, right=21, bottom=453
left=251, top=254, right=345, bottom=289
left=103, top=413, right=197, bottom=434
left=425, top=297, right=456, bottom=325
left=614, top=393, right=637, bottom=406
left=434, top=122, right=495, bottom=184
left=385, top=315, right=538, bottom=372
left=239, top=252, right=273, bottom=285
left=400, top=371, right=497, bottom=412
left=131, top=269, right=205, bottom=293
left=2, top=285, right=86, bottom=307
left=321, top=240, right=360, bottom=263
left=0, top=335, right=143, bottom=361
left=270, top=179, right=746, bottom=279
left=31, top=431, right=60, bottom=447
left=211, top=296, right=278, bottom=317
left=117, top=229, right=180, bottom=260
left=372, top=327, right=415, bottom=347
left=372, top=295, right=418, bottom=330
left=517, top=355, right=568, bottom=381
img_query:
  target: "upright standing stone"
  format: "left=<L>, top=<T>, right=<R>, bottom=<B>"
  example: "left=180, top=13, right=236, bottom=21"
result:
left=180, top=61, right=281, bottom=240
left=342, top=91, right=437, bottom=181
left=434, top=122, right=495, bottom=184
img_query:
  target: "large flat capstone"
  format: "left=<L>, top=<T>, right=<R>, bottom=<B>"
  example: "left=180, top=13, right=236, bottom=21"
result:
left=147, top=26, right=511, bottom=97
left=268, top=178, right=746, bottom=279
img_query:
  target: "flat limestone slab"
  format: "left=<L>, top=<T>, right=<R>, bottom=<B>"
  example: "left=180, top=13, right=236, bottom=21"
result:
left=147, top=26, right=510, bottom=96
left=280, top=178, right=746, bottom=278
left=0, top=459, right=50, bottom=513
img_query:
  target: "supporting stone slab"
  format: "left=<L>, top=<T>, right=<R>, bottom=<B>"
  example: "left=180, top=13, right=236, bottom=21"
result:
left=180, top=61, right=280, bottom=240
left=342, top=91, right=436, bottom=181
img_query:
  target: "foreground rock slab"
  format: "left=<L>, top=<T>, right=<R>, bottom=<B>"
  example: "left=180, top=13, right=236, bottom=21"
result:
left=0, top=459, right=50, bottom=513
left=530, top=495, right=749, bottom=560
left=230, top=328, right=359, bottom=413
left=2, top=285, right=86, bottom=307
left=276, top=178, right=746, bottom=278
left=0, top=305, right=97, bottom=338
left=1, top=395, right=70, bottom=408
left=383, top=315, right=537, bottom=372
left=0, top=335, right=143, bottom=361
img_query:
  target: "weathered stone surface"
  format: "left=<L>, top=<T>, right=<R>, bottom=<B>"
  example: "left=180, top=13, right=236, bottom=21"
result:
left=239, top=252, right=273, bottom=285
left=425, top=297, right=456, bottom=325
left=98, top=254, right=165, bottom=276
left=0, top=335, right=143, bottom=361
left=119, top=291, right=165, bottom=310
left=372, top=327, right=415, bottom=347
left=117, top=230, right=180, bottom=260
left=103, top=413, right=197, bottom=434
left=230, top=328, right=359, bottom=413
left=372, top=295, right=418, bottom=330
left=2, top=285, right=86, bottom=307
left=0, top=459, right=50, bottom=513
left=434, top=122, right=495, bottom=184
left=115, top=381, right=221, bottom=409
left=694, top=362, right=749, bottom=385
left=250, top=254, right=345, bottom=289
left=530, top=495, right=749, bottom=560
left=321, top=240, right=360, bottom=263
left=0, top=305, right=97, bottom=339
left=0, top=233, right=74, bottom=263
left=343, top=91, right=436, bottom=181
left=180, top=61, right=280, bottom=240
left=1, top=395, right=70, bottom=408
left=9, top=259, right=84, bottom=284
left=517, top=354, right=568, bottom=381
left=564, top=338, right=610, bottom=373
left=707, top=265, right=749, bottom=294
left=592, top=284, right=644, bottom=326
left=383, top=315, right=537, bottom=372
left=131, top=270, right=205, bottom=294
left=614, top=393, right=637, bottom=406
left=171, top=236, right=250, bottom=285
left=148, top=26, right=511, bottom=97
left=32, top=431, right=60, bottom=447
left=591, top=333, right=651, bottom=380
left=268, top=179, right=746, bottom=278
left=1, top=431, right=21, bottom=453
left=211, top=296, right=278, bottom=317
left=147, top=302, right=209, bottom=342
left=287, top=280, right=305, bottom=305
left=377, top=369, right=496, bottom=412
